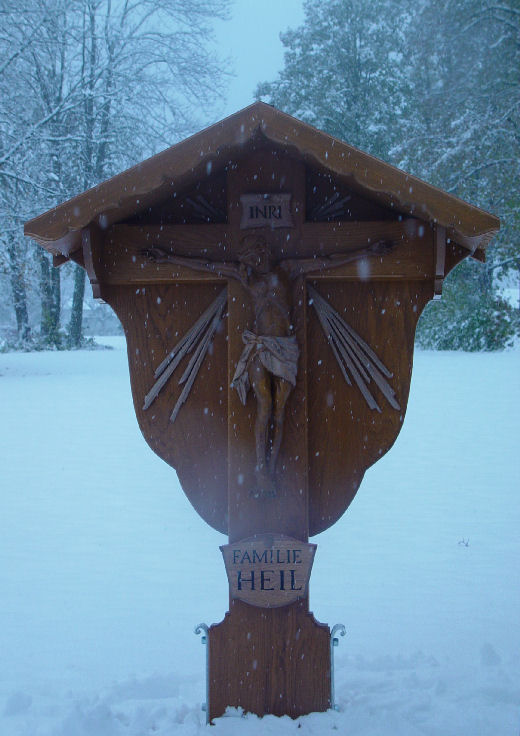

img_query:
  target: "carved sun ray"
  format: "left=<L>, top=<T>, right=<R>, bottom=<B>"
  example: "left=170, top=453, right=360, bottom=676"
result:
left=309, top=192, right=352, bottom=220
left=143, top=284, right=399, bottom=424
left=143, top=288, right=227, bottom=422
left=307, top=285, right=400, bottom=413
left=183, top=194, right=226, bottom=222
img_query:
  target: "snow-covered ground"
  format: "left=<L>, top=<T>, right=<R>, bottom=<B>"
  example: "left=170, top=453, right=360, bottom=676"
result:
left=1, top=340, right=519, bottom=735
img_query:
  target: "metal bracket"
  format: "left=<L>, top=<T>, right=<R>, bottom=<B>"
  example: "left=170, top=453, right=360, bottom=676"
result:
left=330, top=623, right=346, bottom=711
left=194, top=623, right=209, bottom=722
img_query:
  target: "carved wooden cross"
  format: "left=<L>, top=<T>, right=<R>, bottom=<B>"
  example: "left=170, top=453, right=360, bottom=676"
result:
left=98, top=147, right=434, bottom=544
left=91, top=147, right=434, bottom=718
left=142, top=226, right=395, bottom=497
left=25, top=103, right=499, bottom=722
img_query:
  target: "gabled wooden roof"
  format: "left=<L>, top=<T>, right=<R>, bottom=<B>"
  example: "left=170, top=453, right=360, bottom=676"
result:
left=25, top=101, right=499, bottom=258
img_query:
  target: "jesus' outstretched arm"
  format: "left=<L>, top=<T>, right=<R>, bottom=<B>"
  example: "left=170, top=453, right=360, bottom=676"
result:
left=141, top=246, right=244, bottom=283
left=281, top=239, right=393, bottom=279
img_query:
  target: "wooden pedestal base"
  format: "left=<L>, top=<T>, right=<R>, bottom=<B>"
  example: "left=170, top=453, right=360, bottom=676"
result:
left=208, top=599, right=331, bottom=722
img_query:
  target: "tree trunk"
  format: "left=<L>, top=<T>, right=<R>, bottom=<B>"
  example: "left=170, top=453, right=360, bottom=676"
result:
left=51, top=265, right=61, bottom=333
left=68, top=264, right=85, bottom=347
left=7, top=239, right=31, bottom=341
left=38, top=249, right=61, bottom=346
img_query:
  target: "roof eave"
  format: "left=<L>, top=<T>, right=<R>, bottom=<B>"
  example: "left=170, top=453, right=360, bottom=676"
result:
left=24, top=101, right=500, bottom=256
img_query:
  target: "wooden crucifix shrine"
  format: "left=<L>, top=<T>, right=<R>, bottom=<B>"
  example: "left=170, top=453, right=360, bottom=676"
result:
left=25, top=102, right=499, bottom=722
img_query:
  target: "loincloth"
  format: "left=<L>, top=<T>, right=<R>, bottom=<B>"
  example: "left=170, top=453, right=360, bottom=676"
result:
left=231, top=330, right=299, bottom=405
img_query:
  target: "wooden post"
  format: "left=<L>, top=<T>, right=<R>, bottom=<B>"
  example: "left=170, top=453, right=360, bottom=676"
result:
left=207, top=146, right=331, bottom=721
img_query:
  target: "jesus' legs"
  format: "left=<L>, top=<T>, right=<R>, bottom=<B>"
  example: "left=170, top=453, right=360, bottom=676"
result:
left=249, top=357, right=275, bottom=496
left=249, top=357, right=293, bottom=496
left=268, top=377, right=292, bottom=475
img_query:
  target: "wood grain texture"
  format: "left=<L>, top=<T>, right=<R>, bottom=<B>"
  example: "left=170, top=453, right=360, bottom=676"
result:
left=25, top=102, right=499, bottom=258
left=307, top=279, right=432, bottom=535
left=306, top=165, right=397, bottom=222
left=208, top=599, right=330, bottom=721
left=104, top=281, right=229, bottom=534
left=82, top=225, right=104, bottom=299
left=226, top=149, right=309, bottom=543
left=102, top=219, right=435, bottom=286
left=445, top=241, right=471, bottom=275
left=102, top=224, right=231, bottom=285
left=128, top=170, right=227, bottom=226
left=91, top=152, right=437, bottom=538
left=434, top=225, right=447, bottom=298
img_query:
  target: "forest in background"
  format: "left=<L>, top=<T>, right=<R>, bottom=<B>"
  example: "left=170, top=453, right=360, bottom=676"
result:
left=0, top=0, right=231, bottom=348
left=1, top=0, right=518, bottom=351
left=257, top=0, right=520, bottom=350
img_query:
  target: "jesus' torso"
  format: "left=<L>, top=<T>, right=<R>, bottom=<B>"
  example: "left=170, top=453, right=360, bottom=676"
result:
left=245, top=265, right=292, bottom=337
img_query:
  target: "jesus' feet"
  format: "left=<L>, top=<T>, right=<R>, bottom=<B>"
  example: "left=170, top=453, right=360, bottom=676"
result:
left=251, top=466, right=276, bottom=499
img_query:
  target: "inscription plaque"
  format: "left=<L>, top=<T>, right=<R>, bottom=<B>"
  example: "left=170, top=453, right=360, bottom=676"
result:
left=240, top=192, right=293, bottom=229
left=221, top=534, right=316, bottom=608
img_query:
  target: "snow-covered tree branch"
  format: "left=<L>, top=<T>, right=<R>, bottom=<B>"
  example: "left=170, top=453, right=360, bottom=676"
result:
left=0, top=0, right=231, bottom=348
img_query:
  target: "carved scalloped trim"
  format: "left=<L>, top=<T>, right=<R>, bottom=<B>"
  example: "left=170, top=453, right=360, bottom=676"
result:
left=25, top=102, right=499, bottom=254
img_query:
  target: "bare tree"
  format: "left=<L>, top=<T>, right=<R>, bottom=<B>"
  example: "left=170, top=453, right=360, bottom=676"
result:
left=0, top=0, right=231, bottom=347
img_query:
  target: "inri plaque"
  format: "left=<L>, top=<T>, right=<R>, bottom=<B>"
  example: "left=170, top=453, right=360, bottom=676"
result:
left=240, top=193, right=293, bottom=229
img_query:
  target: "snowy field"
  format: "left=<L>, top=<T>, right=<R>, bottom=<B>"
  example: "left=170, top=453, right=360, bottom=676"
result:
left=1, top=339, right=519, bottom=735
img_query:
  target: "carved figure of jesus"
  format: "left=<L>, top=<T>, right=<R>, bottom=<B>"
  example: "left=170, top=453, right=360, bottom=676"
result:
left=144, top=236, right=390, bottom=497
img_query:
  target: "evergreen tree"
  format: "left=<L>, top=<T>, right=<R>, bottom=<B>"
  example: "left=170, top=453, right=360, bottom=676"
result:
left=397, top=0, right=519, bottom=348
left=257, top=0, right=519, bottom=349
left=256, top=0, right=411, bottom=160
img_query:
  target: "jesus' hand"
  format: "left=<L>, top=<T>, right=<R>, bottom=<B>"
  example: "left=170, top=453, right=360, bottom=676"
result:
left=140, top=246, right=171, bottom=263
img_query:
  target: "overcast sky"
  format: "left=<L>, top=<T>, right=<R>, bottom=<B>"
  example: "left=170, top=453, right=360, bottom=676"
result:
left=214, top=0, right=305, bottom=119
